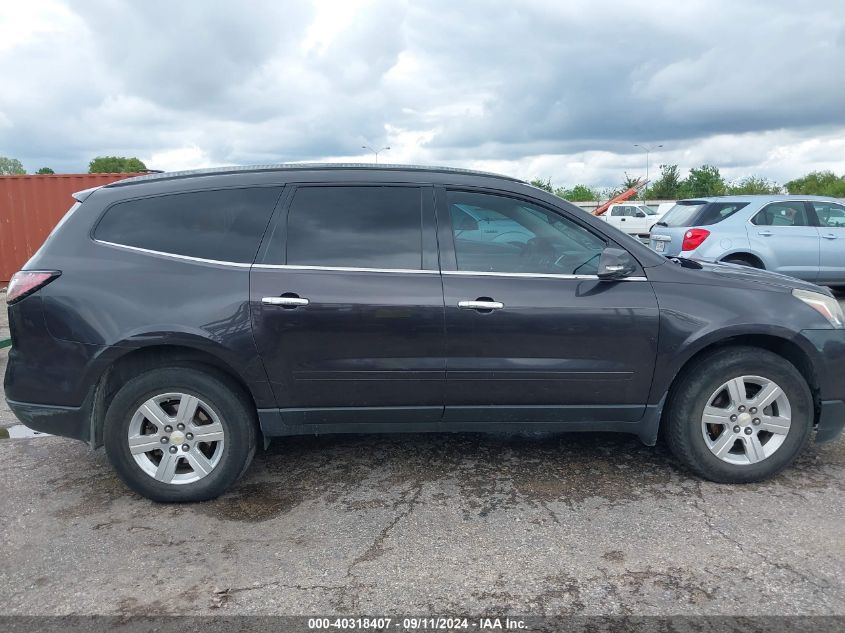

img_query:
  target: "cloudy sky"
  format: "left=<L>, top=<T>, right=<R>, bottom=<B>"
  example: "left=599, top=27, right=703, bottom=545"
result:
left=1, top=0, right=844, bottom=188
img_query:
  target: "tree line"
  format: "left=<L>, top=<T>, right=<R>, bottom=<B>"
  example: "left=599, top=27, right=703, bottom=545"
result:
left=532, top=164, right=845, bottom=201
left=2, top=154, right=844, bottom=199
left=0, top=155, right=148, bottom=175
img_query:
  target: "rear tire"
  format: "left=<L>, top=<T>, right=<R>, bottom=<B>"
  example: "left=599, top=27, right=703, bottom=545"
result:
left=722, top=255, right=763, bottom=269
left=665, top=347, right=813, bottom=483
left=104, top=367, right=257, bottom=502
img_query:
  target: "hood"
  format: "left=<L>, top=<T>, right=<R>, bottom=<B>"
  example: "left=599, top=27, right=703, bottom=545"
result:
left=670, top=258, right=832, bottom=295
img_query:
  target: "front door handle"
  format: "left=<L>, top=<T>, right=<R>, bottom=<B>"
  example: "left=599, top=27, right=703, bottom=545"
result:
left=262, top=295, right=310, bottom=308
left=822, top=233, right=838, bottom=240
left=458, top=299, right=504, bottom=311
left=758, top=230, right=773, bottom=237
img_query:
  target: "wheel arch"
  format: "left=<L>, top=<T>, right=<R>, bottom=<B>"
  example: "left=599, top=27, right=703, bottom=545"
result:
left=87, top=342, right=264, bottom=448
left=719, top=251, right=766, bottom=268
left=657, top=332, right=821, bottom=439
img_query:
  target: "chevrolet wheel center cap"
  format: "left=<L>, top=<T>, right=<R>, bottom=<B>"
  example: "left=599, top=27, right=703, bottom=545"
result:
left=737, top=412, right=752, bottom=426
left=170, top=430, right=185, bottom=444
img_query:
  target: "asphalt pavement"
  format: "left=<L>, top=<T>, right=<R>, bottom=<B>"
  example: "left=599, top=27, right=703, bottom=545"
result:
left=0, top=291, right=843, bottom=616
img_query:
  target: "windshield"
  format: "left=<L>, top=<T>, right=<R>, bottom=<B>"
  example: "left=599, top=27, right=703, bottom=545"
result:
left=642, top=206, right=658, bottom=215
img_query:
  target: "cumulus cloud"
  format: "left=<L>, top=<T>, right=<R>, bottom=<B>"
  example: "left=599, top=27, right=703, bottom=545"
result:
left=0, top=0, right=843, bottom=187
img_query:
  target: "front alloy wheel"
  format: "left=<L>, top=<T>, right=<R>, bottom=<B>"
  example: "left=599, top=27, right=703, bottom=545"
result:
left=701, top=376, right=791, bottom=465
left=665, top=346, right=813, bottom=483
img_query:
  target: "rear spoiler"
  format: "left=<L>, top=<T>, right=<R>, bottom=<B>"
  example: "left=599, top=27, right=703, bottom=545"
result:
left=72, top=186, right=103, bottom=203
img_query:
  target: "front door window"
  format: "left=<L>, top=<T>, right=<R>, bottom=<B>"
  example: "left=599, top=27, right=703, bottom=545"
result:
left=447, top=190, right=607, bottom=275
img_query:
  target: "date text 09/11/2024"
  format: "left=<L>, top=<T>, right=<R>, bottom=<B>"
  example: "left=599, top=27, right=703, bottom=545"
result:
left=307, top=617, right=528, bottom=630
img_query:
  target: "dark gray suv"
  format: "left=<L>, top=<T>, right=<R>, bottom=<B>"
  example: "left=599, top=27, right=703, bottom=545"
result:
left=4, top=164, right=845, bottom=502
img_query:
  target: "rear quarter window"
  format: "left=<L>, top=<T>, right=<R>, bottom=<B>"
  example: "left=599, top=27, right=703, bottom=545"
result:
left=695, top=202, right=749, bottom=226
left=659, top=201, right=747, bottom=227
left=93, top=187, right=282, bottom=263
left=659, top=202, right=706, bottom=227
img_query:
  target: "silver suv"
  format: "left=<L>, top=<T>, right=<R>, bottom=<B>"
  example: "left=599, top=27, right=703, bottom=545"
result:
left=649, top=195, right=845, bottom=285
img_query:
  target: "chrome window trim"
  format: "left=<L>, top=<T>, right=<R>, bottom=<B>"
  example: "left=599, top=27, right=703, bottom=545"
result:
left=253, top=264, right=439, bottom=274
left=92, top=242, right=650, bottom=281
left=93, top=239, right=253, bottom=268
left=442, top=270, right=647, bottom=281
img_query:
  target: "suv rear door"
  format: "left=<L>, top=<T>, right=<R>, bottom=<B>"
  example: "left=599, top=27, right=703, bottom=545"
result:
left=250, top=184, right=445, bottom=425
left=436, top=187, right=659, bottom=426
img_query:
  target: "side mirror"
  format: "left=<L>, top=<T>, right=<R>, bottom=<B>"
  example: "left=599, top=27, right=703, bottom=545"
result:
left=597, top=247, right=637, bottom=280
left=635, top=210, right=646, bottom=218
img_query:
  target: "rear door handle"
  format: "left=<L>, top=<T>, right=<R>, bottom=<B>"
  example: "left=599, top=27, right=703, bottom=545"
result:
left=458, top=299, right=504, bottom=311
left=822, top=233, right=838, bottom=240
left=757, top=230, right=773, bottom=237
left=262, top=295, right=310, bottom=308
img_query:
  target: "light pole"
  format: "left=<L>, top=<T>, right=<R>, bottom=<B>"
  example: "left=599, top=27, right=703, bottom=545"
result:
left=634, top=143, right=662, bottom=201
left=362, top=145, right=390, bottom=164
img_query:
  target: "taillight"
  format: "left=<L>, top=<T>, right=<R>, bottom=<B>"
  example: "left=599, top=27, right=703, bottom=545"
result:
left=6, top=271, right=61, bottom=305
left=681, top=228, right=710, bottom=251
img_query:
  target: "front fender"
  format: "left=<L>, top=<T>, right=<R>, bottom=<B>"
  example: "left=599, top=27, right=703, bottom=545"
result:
left=648, top=319, right=823, bottom=405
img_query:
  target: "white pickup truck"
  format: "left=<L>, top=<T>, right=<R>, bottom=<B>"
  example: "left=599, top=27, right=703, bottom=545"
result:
left=599, top=203, right=661, bottom=237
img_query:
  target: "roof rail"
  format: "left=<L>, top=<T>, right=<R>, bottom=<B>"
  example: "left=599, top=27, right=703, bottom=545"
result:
left=105, top=163, right=524, bottom=187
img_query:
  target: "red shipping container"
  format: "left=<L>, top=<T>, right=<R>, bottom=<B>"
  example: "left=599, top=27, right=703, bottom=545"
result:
left=0, top=173, right=143, bottom=282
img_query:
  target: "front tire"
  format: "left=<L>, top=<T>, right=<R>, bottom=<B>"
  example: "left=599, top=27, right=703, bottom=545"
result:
left=665, top=347, right=813, bottom=483
left=104, top=367, right=257, bottom=502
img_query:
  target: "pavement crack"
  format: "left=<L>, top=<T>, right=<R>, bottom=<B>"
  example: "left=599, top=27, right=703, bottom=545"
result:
left=691, top=481, right=831, bottom=593
left=333, top=483, right=425, bottom=611
left=539, top=499, right=561, bottom=525
left=210, top=581, right=345, bottom=609
left=350, top=483, right=424, bottom=570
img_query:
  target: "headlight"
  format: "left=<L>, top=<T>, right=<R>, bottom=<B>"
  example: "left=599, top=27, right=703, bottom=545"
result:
left=792, top=289, right=845, bottom=328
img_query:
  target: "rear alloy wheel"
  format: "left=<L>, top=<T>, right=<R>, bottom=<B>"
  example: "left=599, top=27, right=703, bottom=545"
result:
left=105, top=367, right=256, bottom=502
left=666, top=347, right=813, bottom=483
left=127, top=392, right=226, bottom=485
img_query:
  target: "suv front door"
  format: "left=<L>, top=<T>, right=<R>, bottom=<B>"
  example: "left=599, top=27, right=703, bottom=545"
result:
left=436, top=188, right=659, bottom=426
left=250, top=184, right=445, bottom=426
left=809, top=201, right=845, bottom=284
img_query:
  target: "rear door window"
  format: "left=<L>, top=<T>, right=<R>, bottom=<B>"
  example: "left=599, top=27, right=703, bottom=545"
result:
left=283, top=186, right=423, bottom=269
left=752, top=202, right=810, bottom=227
left=94, top=187, right=282, bottom=263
